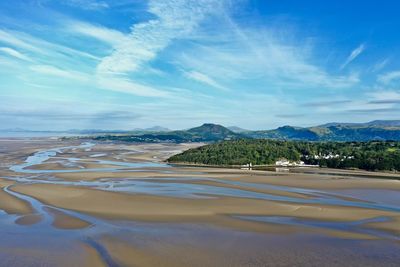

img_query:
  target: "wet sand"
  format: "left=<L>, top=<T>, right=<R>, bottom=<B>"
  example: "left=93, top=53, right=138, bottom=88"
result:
left=1, top=138, right=400, bottom=266
left=44, top=207, right=91, bottom=229
left=10, top=183, right=398, bottom=240
left=0, top=180, right=33, bottom=214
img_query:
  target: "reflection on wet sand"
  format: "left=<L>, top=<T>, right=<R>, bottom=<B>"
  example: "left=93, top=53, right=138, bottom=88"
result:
left=0, top=138, right=400, bottom=266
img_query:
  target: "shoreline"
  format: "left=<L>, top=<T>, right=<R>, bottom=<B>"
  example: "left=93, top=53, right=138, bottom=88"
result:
left=1, top=139, right=400, bottom=266
left=168, top=162, right=400, bottom=180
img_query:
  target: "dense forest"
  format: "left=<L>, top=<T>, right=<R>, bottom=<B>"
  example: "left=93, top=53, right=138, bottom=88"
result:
left=167, top=140, right=400, bottom=171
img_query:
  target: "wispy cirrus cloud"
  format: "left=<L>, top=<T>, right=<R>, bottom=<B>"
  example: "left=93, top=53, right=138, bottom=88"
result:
left=0, top=29, right=44, bottom=53
left=0, top=47, right=32, bottom=61
left=50, top=0, right=110, bottom=10
left=368, top=99, right=400, bottom=104
left=377, top=70, right=400, bottom=84
left=177, top=29, right=360, bottom=90
left=0, top=29, right=99, bottom=61
left=0, top=109, right=140, bottom=121
left=0, top=109, right=142, bottom=130
left=67, top=20, right=126, bottom=46
left=371, top=58, right=390, bottom=72
left=1, top=0, right=399, bottom=130
left=30, top=65, right=89, bottom=81
left=301, top=100, right=352, bottom=107
left=347, top=107, right=400, bottom=114
left=97, top=0, right=224, bottom=74
left=275, top=114, right=305, bottom=118
left=340, top=43, right=365, bottom=70
left=184, top=70, right=229, bottom=91
left=367, top=90, right=400, bottom=103
left=96, top=76, right=171, bottom=97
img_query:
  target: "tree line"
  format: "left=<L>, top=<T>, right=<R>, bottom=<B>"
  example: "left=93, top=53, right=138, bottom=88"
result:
left=167, top=139, right=400, bottom=171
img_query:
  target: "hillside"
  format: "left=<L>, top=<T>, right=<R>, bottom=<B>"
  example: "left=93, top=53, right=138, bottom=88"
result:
left=167, top=139, right=400, bottom=172
left=91, top=120, right=400, bottom=143
left=319, top=120, right=400, bottom=128
left=227, top=126, right=250, bottom=133
left=245, top=120, right=400, bottom=141
left=94, top=123, right=244, bottom=143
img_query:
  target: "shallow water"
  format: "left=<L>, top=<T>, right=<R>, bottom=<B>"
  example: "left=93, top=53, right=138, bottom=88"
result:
left=1, top=142, right=400, bottom=266
left=235, top=215, right=400, bottom=241
left=6, top=143, right=400, bottom=213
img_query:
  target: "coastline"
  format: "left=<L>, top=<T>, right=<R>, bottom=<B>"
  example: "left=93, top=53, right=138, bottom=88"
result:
left=1, top=138, right=400, bottom=266
left=168, top=162, right=400, bottom=180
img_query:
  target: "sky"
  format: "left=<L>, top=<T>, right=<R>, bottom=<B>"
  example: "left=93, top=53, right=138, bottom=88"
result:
left=1, top=0, right=400, bottom=130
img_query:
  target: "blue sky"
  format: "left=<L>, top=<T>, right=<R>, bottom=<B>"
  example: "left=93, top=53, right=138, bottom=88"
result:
left=1, top=0, right=400, bottom=130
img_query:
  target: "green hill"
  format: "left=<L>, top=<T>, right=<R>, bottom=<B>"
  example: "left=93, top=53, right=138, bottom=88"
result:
left=94, top=123, right=244, bottom=143
left=244, top=121, right=400, bottom=141
left=92, top=120, right=400, bottom=143
left=167, top=139, right=400, bottom=172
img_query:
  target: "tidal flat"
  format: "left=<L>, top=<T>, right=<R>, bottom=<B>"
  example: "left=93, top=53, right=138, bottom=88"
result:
left=0, top=138, right=400, bottom=266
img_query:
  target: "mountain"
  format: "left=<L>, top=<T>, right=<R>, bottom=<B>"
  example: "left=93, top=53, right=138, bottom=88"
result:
left=185, top=123, right=242, bottom=141
left=94, top=123, right=244, bottom=143
left=144, top=126, right=170, bottom=132
left=0, top=127, right=29, bottom=132
left=227, top=126, right=250, bottom=133
left=132, top=126, right=170, bottom=132
left=365, top=120, right=400, bottom=127
left=92, top=120, right=400, bottom=143
left=245, top=120, right=400, bottom=141
left=248, top=126, right=320, bottom=141
left=319, top=120, right=400, bottom=128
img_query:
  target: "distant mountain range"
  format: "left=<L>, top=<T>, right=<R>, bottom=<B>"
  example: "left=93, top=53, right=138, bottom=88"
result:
left=245, top=120, right=400, bottom=141
left=227, top=126, right=250, bottom=133
left=3, top=120, right=400, bottom=142
left=0, top=126, right=170, bottom=135
left=93, top=120, right=400, bottom=143
left=94, top=123, right=244, bottom=143
left=318, top=120, right=400, bottom=128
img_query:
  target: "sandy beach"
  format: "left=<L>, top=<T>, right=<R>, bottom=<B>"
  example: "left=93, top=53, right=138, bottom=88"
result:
left=1, top=138, right=400, bottom=266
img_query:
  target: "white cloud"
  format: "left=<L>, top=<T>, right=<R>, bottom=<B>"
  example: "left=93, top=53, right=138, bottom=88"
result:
left=62, top=0, right=109, bottom=10
left=0, top=30, right=44, bottom=53
left=67, top=21, right=126, bottom=46
left=0, top=29, right=99, bottom=61
left=367, top=89, right=400, bottom=103
left=377, top=70, right=400, bottom=84
left=340, top=43, right=365, bottom=70
left=30, top=65, right=89, bottom=81
left=184, top=70, right=229, bottom=91
left=177, top=32, right=359, bottom=90
left=96, top=76, right=171, bottom=97
left=0, top=47, right=32, bottom=62
left=371, top=58, right=389, bottom=72
left=97, top=0, right=223, bottom=74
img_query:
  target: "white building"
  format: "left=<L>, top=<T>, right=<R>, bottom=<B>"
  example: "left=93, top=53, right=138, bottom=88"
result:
left=275, top=159, right=306, bottom=167
left=275, top=159, right=290, bottom=166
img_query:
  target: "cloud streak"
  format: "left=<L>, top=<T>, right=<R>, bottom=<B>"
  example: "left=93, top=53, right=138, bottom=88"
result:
left=378, top=70, right=400, bottom=84
left=96, top=76, right=171, bottom=97
left=0, top=29, right=99, bottom=61
left=30, top=65, right=89, bottom=81
left=60, top=0, right=109, bottom=10
left=301, top=100, right=352, bottom=107
left=184, top=70, right=229, bottom=91
left=97, top=0, right=223, bottom=74
left=0, top=47, right=33, bottom=61
left=67, top=20, right=126, bottom=46
left=340, top=43, right=365, bottom=70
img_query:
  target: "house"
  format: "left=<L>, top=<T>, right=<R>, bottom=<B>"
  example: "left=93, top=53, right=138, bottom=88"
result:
left=275, top=159, right=290, bottom=166
left=241, top=162, right=253, bottom=170
left=276, top=159, right=306, bottom=167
